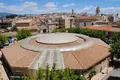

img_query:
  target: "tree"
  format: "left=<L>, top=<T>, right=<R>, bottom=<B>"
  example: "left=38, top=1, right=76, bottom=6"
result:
left=109, top=40, right=120, bottom=61
left=53, top=27, right=106, bottom=41
left=36, top=65, right=44, bottom=80
left=24, top=74, right=34, bottom=80
left=24, top=64, right=85, bottom=80
left=112, top=32, right=120, bottom=43
left=79, top=74, right=85, bottom=80
left=50, top=63, right=59, bottom=80
left=45, top=64, right=50, bottom=80
left=88, top=69, right=96, bottom=80
left=62, top=67, right=79, bottom=80
left=0, top=34, right=8, bottom=47
left=57, top=69, right=64, bottom=80
left=16, top=29, right=32, bottom=40
left=6, top=14, right=17, bottom=18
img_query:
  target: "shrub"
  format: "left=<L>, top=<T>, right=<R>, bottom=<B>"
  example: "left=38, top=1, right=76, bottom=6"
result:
left=109, top=40, right=120, bottom=60
left=16, top=29, right=32, bottom=40
left=24, top=64, right=85, bottom=80
left=0, top=34, right=8, bottom=47
left=112, top=32, right=120, bottom=43
left=52, top=28, right=59, bottom=33
left=53, top=27, right=106, bottom=41
left=89, top=69, right=96, bottom=79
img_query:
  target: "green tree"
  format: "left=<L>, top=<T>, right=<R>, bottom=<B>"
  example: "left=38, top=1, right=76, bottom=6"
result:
left=58, top=69, right=64, bottom=80
left=79, top=74, right=85, bottom=80
left=52, top=27, right=106, bottom=41
left=62, top=67, right=78, bottom=80
left=112, top=32, right=120, bottom=43
left=109, top=40, right=120, bottom=61
left=0, top=34, right=8, bottom=47
left=45, top=64, right=50, bottom=80
left=24, top=74, right=34, bottom=80
left=6, top=14, right=17, bottom=18
left=16, top=29, right=32, bottom=40
left=36, top=65, right=44, bottom=80
left=24, top=64, right=85, bottom=80
left=50, top=63, right=58, bottom=80
left=88, top=69, right=96, bottom=80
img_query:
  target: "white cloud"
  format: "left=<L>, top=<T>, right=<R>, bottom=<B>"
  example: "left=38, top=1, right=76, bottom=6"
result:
left=82, top=6, right=96, bottom=11
left=80, top=6, right=120, bottom=13
left=101, top=7, right=120, bottom=13
left=63, top=3, right=75, bottom=7
left=0, top=2, right=120, bottom=14
left=0, top=2, right=41, bottom=14
left=74, top=6, right=96, bottom=13
left=75, top=6, right=120, bottom=14
left=44, top=2, right=57, bottom=10
left=101, top=7, right=120, bottom=10
left=0, top=1, right=58, bottom=14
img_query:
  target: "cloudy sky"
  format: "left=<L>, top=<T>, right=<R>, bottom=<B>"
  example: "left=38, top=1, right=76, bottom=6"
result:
left=0, top=0, right=120, bottom=14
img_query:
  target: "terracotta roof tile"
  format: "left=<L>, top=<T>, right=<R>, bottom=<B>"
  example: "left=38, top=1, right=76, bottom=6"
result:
left=1, top=42, right=39, bottom=68
left=62, top=39, right=110, bottom=70
left=81, top=25, right=120, bottom=32
left=76, top=16, right=97, bottom=20
left=63, top=52, right=83, bottom=69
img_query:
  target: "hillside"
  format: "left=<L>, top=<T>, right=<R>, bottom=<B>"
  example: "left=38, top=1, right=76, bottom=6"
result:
left=0, top=13, right=12, bottom=18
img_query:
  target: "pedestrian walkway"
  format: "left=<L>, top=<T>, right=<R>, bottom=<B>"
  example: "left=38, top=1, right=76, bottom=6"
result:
left=0, top=51, right=9, bottom=80
left=91, top=67, right=113, bottom=80
left=0, top=61, right=9, bottom=80
left=29, top=50, right=64, bottom=70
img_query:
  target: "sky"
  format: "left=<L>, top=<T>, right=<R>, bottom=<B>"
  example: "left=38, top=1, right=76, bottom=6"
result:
left=0, top=0, right=120, bottom=14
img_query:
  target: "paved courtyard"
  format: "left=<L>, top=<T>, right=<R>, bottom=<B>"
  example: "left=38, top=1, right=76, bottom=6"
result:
left=102, top=68, right=120, bottom=80
left=91, top=67, right=113, bottom=80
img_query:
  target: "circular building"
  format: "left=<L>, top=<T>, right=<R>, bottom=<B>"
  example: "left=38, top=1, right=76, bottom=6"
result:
left=1, top=33, right=110, bottom=76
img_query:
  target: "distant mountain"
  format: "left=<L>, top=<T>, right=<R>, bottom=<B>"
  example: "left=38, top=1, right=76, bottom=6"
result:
left=0, top=13, right=12, bottom=18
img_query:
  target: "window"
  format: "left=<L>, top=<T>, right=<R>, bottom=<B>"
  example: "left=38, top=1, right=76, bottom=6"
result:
left=92, top=23, right=94, bottom=25
left=43, top=29, right=47, bottom=33
left=84, top=23, right=86, bottom=26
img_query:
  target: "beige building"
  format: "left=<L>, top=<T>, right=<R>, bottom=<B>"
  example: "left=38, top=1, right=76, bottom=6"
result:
left=1, top=33, right=110, bottom=77
left=75, top=16, right=98, bottom=27
left=15, top=19, right=38, bottom=32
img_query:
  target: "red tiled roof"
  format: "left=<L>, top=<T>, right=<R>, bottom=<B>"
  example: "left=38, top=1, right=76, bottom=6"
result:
left=62, top=40, right=110, bottom=70
left=76, top=16, right=97, bottom=20
left=81, top=25, right=120, bottom=32
left=1, top=42, right=39, bottom=68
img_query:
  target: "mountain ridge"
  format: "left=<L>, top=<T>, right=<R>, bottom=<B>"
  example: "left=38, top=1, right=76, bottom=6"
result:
left=0, top=12, right=12, bottom=18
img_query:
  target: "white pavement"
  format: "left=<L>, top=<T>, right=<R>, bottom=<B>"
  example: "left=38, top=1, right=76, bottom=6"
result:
left=91, top=67, right=114, bottom=80
left=29, top=50, right=64, bottom=70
